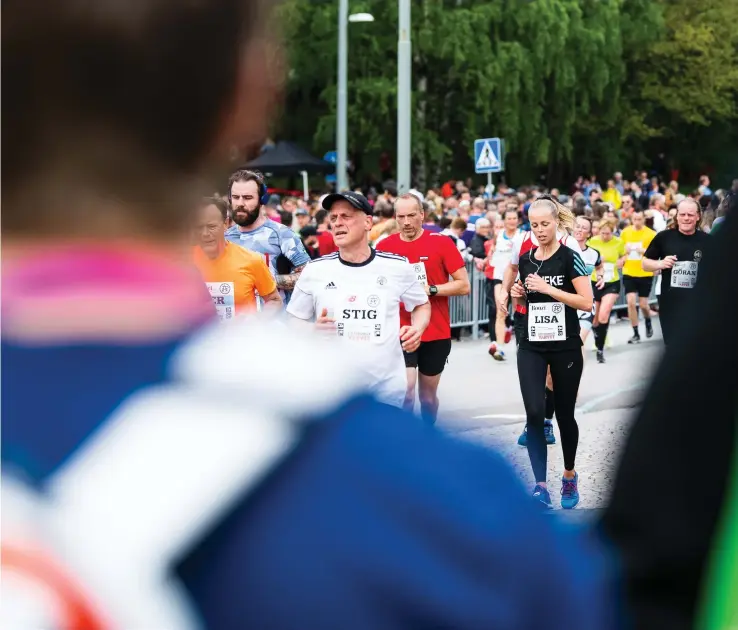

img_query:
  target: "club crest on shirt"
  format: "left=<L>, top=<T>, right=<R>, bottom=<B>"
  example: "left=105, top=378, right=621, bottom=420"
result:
left=694, top=250, right=702, bottom=262
left=377, top=276, right=387, bottom=286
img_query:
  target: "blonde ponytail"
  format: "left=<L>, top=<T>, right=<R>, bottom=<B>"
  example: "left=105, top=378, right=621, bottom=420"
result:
left=530, top=194, right=576, bottom=235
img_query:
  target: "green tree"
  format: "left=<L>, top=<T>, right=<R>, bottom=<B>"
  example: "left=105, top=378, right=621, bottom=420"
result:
left=274, top=0, right=736, bottom=188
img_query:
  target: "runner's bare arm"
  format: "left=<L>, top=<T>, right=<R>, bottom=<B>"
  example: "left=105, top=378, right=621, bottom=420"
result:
left=501, top=263, right=518, bottom=295
left=276, top=264, right=307, bottom=291
left=409, top=302, right=431, bottom=335
left=642, top=256, right=675, bottom=272
left=432, top=266, right=471, bottom=297
left=261, top=289, right=283, bottom=310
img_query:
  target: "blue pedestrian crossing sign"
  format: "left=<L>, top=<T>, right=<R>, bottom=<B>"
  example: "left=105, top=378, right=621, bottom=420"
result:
left=474, top=138, right=503, bottom=174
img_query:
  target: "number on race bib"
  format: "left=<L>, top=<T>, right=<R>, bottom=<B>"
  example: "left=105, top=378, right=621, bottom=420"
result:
left=603, top=263, right=615, bottom=283
left=334, top=292, right=387, bottom=343
left=412, top=262, right=428, bottom=286
left=206, top=282, right=236, bottom=321
left=627, top=244, right=642, bottom=261
left=670, top=261, right=698, bottom=288
left=528, top=302, right=567, bottom=342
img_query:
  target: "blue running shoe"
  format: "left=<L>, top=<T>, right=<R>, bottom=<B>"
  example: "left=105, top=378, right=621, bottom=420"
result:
left=517, top=426, right=527, bottom=447
left=544, top=422, right=556, bottom=445
left=533, top=484, right=553, bottom=509
left=561, top=473, right=579, bottom=509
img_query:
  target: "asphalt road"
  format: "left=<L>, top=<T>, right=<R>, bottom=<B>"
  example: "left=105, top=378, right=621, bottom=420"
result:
left=433, top=316, right=665, bottom=513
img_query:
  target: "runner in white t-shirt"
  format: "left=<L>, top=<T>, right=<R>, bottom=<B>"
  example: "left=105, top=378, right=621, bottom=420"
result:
left=287, top=192, right=431, bottom=407
left=488, top=208, right=521, bottom=360
left=499, top=194, right=584, bottom=448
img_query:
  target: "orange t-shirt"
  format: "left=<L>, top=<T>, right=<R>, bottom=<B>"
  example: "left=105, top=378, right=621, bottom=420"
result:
left=193, top=241, right=277, bottom=321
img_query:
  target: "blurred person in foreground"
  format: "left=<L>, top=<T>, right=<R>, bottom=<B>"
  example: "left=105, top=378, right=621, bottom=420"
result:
left=601, top=211, right=738, bottom=630
left=2, top=1, right=616, bottom=629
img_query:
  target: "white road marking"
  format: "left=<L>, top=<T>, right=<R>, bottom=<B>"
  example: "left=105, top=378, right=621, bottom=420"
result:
left=472, top=383, right=646, bottom=420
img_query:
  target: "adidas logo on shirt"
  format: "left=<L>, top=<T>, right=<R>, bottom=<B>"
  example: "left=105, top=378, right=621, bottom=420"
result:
left=325, top=282, right=337, bottom=289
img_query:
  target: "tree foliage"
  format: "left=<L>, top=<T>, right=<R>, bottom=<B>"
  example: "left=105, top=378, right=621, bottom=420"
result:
left=275, top=0, right=738, bottom=187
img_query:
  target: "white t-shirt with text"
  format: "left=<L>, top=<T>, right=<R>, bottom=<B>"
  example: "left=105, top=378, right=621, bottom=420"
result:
left=287, top=250, right=429, bottom=407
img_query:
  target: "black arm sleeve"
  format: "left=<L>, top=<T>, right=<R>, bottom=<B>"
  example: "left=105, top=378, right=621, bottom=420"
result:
left=643, top=231, right=663, bottom=260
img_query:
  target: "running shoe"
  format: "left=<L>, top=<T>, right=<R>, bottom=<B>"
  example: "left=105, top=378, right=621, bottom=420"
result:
left=645, top=319, right=654, bottom=338
left=596, top=350, right=605, bottom=364
left=627, top=333, right=641, bottom=344
left=560, top=473, right=579, bottom=509
left=517, top=426, right=528, bottom=446
left=488, top=342, right=505, bottom=361
left=544, top=422, right=556, bottom=445
left=504, top=327, right=513, bottom=344
left=533, top=484, right=553, bottom=509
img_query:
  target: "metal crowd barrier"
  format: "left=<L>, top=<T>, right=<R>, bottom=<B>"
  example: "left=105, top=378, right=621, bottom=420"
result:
left=449, top=261, right=659, bottom=339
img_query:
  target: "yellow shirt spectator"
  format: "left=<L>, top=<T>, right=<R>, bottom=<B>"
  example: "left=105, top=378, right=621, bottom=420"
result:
left=601, top=182, right=622, bottom=210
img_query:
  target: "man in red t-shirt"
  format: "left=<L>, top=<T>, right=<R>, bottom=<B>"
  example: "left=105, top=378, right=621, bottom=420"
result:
left=376, top=193, right=470, bottom=424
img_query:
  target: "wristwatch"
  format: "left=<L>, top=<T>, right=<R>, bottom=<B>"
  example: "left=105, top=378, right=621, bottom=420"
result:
left=429, top=285, right=438, bottom=296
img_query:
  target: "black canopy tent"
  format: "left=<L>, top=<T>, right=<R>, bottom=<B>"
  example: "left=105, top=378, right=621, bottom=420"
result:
left=243, top=141, right=335, bottom=176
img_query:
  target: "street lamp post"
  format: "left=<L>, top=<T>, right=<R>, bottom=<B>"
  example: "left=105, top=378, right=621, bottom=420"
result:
left=396, top=0, right=411, bottom=194
left=336, top=4, right=373, bottom=193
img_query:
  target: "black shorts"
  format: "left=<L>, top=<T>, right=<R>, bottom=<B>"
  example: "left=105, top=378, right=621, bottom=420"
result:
left=404, top=338, right=452, bottom=376
left=592, top=280, right=621, bottom=302
left=623, top=275, right=653, bottom=298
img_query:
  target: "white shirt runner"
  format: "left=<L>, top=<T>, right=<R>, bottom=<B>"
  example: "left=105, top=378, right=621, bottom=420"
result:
left=528, top=302, right=567, bottom=342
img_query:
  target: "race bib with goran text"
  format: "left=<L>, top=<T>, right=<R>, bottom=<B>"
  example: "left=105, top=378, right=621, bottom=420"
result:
left=671, top=261, right=698, bottom=288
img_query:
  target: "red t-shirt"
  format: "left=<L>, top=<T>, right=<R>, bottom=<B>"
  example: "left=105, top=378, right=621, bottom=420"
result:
left=484, top=239, right=495, bottom=280
left=376, top=230, right=465, bottom=341
left=317, top=229, right=339, bottom=257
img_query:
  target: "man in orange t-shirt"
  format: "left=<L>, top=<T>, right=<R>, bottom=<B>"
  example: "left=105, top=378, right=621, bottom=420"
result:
left=193, top=197, right=281, bottom=320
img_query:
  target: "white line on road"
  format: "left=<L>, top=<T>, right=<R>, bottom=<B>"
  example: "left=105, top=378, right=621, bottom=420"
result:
left=575, top=383, right=645, bottom=414
left=471, top=383, right=646, bottom=421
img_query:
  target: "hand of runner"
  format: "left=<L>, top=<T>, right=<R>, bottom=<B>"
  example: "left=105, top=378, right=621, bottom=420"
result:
left=315, top=307, right=336, bottom=333
left=497, top=289, right=510, bottom=312
left=399, top=325, right=422, bottom=353
left=596, top=277, right=605, bottom=290
left=661, top=255, right=678, bottom=270
left=524, top=273, right=551, bottom=295
left=510, top=281, right=525, bottom=299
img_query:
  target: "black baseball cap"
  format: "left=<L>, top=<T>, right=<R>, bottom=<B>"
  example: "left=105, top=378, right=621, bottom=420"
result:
left=321, top=191, right=372, bottom=214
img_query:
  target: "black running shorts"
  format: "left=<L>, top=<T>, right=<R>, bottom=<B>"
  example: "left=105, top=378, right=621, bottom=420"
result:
left=623, top=275, right=653, bottom=299
left=592, top=280, right=621, bottom=302
left=403, top=338, right=452, bottom=376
